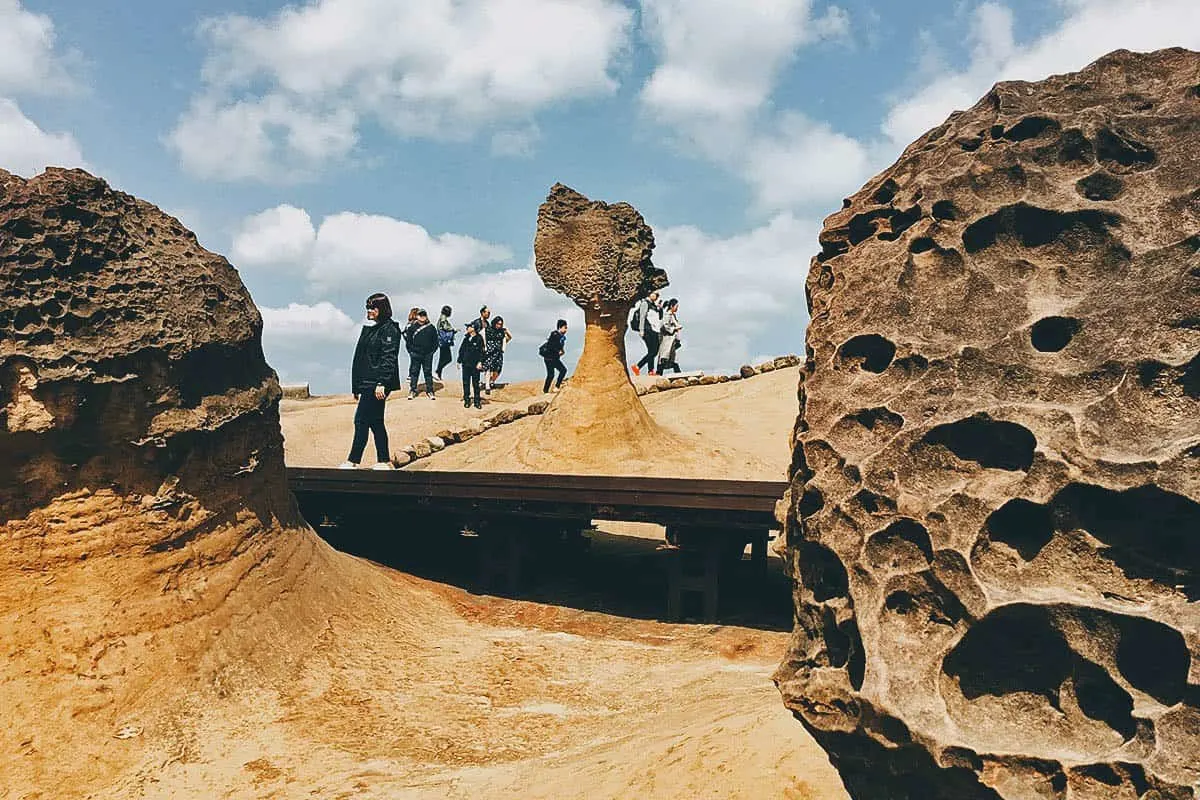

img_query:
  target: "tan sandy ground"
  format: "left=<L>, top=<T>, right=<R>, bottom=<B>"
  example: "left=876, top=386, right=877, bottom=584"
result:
left=263, top=367, right=847, bottom=800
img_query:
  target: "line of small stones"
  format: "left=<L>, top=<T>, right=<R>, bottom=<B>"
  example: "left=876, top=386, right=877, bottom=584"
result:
left=391, top=354, right=801, bottom=468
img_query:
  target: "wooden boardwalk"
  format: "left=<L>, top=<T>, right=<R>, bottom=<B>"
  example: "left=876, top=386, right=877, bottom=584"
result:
left=288, top=468, right=789, bottom=621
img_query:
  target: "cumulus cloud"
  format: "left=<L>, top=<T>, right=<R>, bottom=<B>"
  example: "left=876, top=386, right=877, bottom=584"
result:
left=170, top=0, right=634, bottom=180
left=742, top=112, right=872, bottom=211
left=231, top=204, right=512, bottom=292
left=882, top=0, right=1200, bottom=147
left=0, top=98, right=86, bottom=176
left=0, top=2, right=85, bottom=177
left=640, top=0, right=847, bottom=123
left=648, top=212, right=817, bottom=369
left=261, top=301, right=360, bottom=341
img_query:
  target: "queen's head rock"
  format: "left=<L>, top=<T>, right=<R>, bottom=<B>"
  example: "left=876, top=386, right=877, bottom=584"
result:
left=777, top=48, right=1200, bottom=799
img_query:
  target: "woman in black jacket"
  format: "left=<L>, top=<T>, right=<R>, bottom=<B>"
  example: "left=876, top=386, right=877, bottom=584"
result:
left=341, top=293, right=401, bottom=469
left=457, top=321, right=486, bottom=408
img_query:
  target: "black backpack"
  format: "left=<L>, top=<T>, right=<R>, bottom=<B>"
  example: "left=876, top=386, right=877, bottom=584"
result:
left=629, top=302, right=642, bottom=332
left=538, top=332, right=556, bottom=358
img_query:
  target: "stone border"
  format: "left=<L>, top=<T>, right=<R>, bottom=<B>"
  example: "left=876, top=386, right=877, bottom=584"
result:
left=390, top=354, right=800, bottom=468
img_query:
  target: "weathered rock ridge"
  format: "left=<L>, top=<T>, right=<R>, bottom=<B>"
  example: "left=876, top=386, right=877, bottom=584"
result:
left=0, top=168, right=441, bottom=794
left=776, top=49, right=1200, bottom=799
left=521, top=184, right=671, bottom=470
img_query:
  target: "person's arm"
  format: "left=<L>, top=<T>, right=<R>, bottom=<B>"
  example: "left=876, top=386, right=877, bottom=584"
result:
left=377, top=324, right=401, bottom=395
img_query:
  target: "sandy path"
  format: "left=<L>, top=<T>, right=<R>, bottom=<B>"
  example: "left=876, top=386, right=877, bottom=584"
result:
left=282, top=368, right=800, bottom=481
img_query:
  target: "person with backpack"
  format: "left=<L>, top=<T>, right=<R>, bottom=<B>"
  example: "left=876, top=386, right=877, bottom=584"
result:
left=403, top=308, right=438, bottom=399
left=629, top=291, right=662, bottom=376
left=656, top=298, right=683, bottom=374
left=457, top=321, right=486, bottom=408
left=435, top=305, right=456, bottom=380
left=340, top=292, right=401, bottom=470
left=539, top=319, right=569, bottom=393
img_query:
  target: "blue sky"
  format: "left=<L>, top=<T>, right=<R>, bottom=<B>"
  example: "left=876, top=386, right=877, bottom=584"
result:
left=4, top=0, right=1198, bottom=393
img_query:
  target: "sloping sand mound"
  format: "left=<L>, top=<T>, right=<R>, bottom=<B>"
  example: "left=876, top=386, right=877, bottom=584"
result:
left=1, top=168, right=845, bottom=798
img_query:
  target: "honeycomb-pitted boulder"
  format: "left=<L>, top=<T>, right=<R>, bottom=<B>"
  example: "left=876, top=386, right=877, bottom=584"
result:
left=775, top=48, right=1200, bottom=799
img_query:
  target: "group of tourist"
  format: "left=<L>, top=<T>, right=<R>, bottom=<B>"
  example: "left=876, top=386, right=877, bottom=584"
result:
left=629, top=291, right=683, bottom=376
left=340, top=292, right=571, bottom=470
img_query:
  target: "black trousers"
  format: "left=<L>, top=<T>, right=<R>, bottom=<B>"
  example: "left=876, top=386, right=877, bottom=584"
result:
left=543, top=357, right=566, bottom=392
left=636, top=330, right=660, bottom=371
left=436, top=344, right=453, bottom=377
left=408, top=352, right=435, bottom=394
left=348, top=392, right=388, bottom=463
left=462, top=368, right=481, bottom=403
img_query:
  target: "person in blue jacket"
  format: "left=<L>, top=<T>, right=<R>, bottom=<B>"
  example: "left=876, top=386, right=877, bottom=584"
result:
left=341, top=292, right=401, bottom=469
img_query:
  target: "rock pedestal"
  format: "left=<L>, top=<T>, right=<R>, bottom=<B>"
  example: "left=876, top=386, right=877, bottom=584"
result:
left=776, top=48, right=1200, bottom=799
left=520, top=184, right=669, bottom=470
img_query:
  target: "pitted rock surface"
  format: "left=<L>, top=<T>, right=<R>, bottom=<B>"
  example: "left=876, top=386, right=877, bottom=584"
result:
left=776, top=49, right=1200, bottom=799
left=533, top=182, right=665, bottom=305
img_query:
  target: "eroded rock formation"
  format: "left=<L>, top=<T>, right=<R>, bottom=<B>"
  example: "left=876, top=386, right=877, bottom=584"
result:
left=776, top=49, right=1200, bottom=799
left=520, top=183, right=670, bottom=470
left=0, top=168, right=443, bottom=793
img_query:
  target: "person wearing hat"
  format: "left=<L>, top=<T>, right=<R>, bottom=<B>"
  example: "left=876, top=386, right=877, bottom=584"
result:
left=404, top=308, right=439, bottom=399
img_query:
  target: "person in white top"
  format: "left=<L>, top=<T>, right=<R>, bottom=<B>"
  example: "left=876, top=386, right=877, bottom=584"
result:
left=630, top=291, right=662, bottom=376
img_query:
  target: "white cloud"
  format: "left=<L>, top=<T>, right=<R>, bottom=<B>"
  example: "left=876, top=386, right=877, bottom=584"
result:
left=261, top=301, right=359, bottom=341
left=0, top=2, right=85, bottom=177
left=883, top=0, right=1200, bottom=147
left=491, top=124, right=541, bottom=158
left=231, top=204, right=512, bottom=293
left=646, top=211, right=817, bottom=369
left=171, top=0, right=634, bottom=180
left=0, top=0, right=72, bottom=94
left=0, top=97, right=85, bottom=177
left=742, top=112, right=872, bottom=211
left=640, top=0, right=847, bottom=123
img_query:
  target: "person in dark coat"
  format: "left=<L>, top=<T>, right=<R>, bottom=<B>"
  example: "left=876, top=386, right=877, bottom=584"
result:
left=457, top=321, right=486, bottom=408
left=341, top=292, right=401, bottom=469
left=482, top=315, right=511, bottom=394
left=540, top=319, right=568, bottom=393
left=404, top=308, right=439, bottom=399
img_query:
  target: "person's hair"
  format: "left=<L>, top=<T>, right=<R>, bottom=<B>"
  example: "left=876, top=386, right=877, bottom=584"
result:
left=407, top=307, right=420, bottom=322
left=556, top=318, right=567, bottom=329
left=666, top=298, right=679, bottom=310
left=417, top=308, right=428, bottom=318
left=480, top=305, right=489, bottom=315
left=493, top=316, right=504, bottom=326
left=441, top=305, right=452, bottom=317
left=465, top=322, right=476, bottom=332
left=366, top=293, right=392, bottom=320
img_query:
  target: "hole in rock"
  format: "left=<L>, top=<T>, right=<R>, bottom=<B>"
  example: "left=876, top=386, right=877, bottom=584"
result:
left=944, top=604, right=1072, bottom=708
left=867, top=519, right=933, bottom=569
left=1095, top=127, right=1156, bottom=172
left=985, top=499, right=1054, bottom=560
left=838, top=334, right=896, bottom=373
left=931, top=200, right=959, bottom=220
left=1073, top=658, right=1136, bottom=739
left=1115, top=616, right=1190, bottom=705
left=13, top=306, right=40, bottom=332
left=1052, top=483, right=1200, bottom=595
left=846, top=619, right=865, bottom=690
left=959, top=135, right=984, bottom=152
left=798, top=540, right=849, bottom=602
left=884, top=571, right=969, bottom=627
left=846, top=406, right=904, bottom=432
left=798, top=485, right=825, bottom=517
left=854, top=489, right=896, bottom=516
left=1056, top=129, right=1095, bottom=165
left=873, top=179, right=899, bottom=205
left=909, top=237, right=936, bottom=254
left=923, top=414, right=1037, bottom=471
left=962, top=203, right=1120, bottom=254
left=876, top=206, right=922, bottom=241
left=1030, top=316, right=1081, bottom=352
left=1001, top=116, right=1061, bottom=142
left=1075, top=172, right=1125, bottom=201
left=3, top=218, right=39, bottom=239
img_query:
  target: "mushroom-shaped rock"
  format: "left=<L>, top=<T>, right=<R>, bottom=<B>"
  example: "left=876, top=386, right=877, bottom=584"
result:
left=776, top=48, right=1200, bottom=800
left=520, top=184, right=671, bottom=470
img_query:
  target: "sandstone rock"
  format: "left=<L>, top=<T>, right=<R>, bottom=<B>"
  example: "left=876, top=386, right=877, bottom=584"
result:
left=521, top=184, right=680, bottom=471
left=776, top=49, right=1200, bottom=800
left=488, top=408, right=517, bottom=426
left=686, top=376, right=701, bottom=386
left=772, top=357, right=793, bottom=370
left=412, top=440, right=433, bottom=459
left=757, top=361, right=777, bottom=373
left=669, top=379, right=688, bottom=389
left=699, top=375, right=719, bottom=385
left=728, top=373, right=743, bottom=381
left=280, top=382, right=310, bottom=399
left=526, top=400, right=550, bottom=415
left=717, top=375, right=729, bottom=383
left=435, top=429, right=453, bottom=442
left=635, top=384, right=649, bottom=396
left=654, top=377, right=672, bottom=391
left=425, top=436, right=445, bottom=452
left=390, top=451, right=412, bottom=467
left=740, top=365, right=755, bottom=379
left=0, top=167, right=387, bottom=790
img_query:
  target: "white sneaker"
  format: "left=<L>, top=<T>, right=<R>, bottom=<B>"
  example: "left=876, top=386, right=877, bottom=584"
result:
left=338, top=461, right=357, bottom=469
left=371, top=462, right=393, bottom=470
